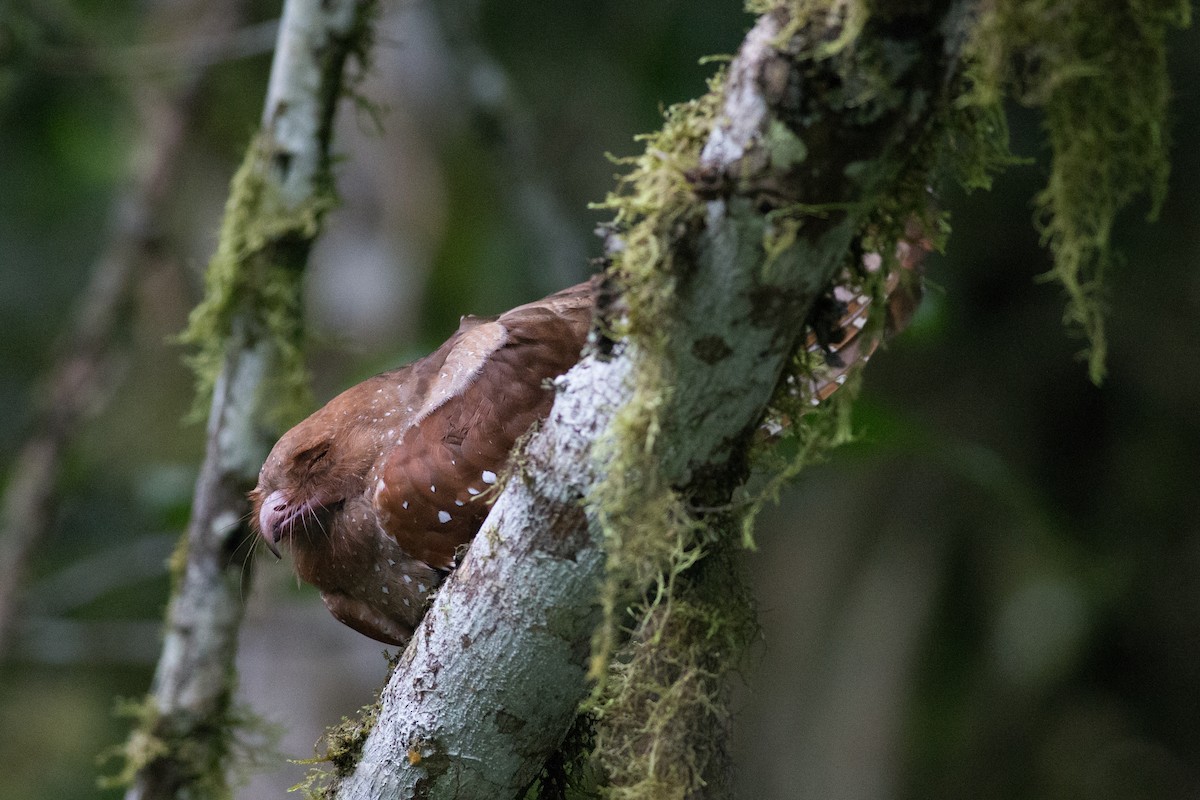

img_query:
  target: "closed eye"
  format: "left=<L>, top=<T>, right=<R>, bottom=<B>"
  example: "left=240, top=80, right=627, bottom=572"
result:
left=297, top=443, right=332, bottom=474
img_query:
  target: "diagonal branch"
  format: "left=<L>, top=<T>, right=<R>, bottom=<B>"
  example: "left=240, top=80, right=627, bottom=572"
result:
left=330, top=2, right=977, bottom=797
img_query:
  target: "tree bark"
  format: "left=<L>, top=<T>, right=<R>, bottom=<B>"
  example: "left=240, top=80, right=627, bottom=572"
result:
left=329, top=2, right=975, bottom=797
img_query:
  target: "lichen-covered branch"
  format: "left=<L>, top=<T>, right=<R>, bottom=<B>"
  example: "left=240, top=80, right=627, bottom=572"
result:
left=117, top=2, right=377, bottom=799
left=327, top=3, right=982, bottom=797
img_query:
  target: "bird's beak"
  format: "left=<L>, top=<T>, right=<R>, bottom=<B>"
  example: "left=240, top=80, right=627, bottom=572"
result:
left=257, top=489, right=288, bottom=560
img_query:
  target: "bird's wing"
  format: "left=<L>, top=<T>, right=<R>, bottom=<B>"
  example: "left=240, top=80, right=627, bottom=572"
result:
left=373, top=281, right=595, bottom=569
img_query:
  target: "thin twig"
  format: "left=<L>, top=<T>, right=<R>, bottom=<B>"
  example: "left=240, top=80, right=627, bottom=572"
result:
left=38, top=19, right=280, bottom=76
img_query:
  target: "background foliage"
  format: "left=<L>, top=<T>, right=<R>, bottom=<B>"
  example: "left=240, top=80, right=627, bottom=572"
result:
left=1, top=0, right=1197, bottom=797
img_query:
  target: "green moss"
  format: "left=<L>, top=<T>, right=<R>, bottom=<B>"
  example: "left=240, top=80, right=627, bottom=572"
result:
left=176, top=133, right=329, bottom=426
left=587, top=72, right=727, bottom=681
left=589, top=542, right=756, bottom=800
left=292, top=653, right=397, bottom=798
left=97, top=696, right=169, bottom=791
left=967, top=0, right=1190, bottom=382
left=166, top=526, right=190, bottom=590
left=746, top=0, right=869, bottom=50
left=98, top=695, right=280, bottom=798
left=582, top=66, right=759, bottom=799
left=290, top=703, right=380, bottom=798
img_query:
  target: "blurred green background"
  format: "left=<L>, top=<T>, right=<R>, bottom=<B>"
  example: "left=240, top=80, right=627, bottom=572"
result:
left=1, top=1, right=1197, bottom=798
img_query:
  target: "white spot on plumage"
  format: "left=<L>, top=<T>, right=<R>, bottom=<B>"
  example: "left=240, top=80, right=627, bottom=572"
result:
left=438, top=511, right=452, bottom=523
left=835, top=374, right=847, bottom=385
left=418, top=583, right=427, bottom=593
left=404, top=598, right=411, bottom=607
left=455, top=500, right=464, bottom=506
left=403, top=574, right=412, bottom=584
left=467, top=487, right=480, bottom=496
left=388, top=558, right=396, bottom=566
left=402, top=500, right=409, bottom=509
left=851, top=316, right=867, bottom=330
left=430, top=485, right=437, bottom=493
left=482, top=470, right=497, bottom=484
left=381, top=586, right=389, bottom=594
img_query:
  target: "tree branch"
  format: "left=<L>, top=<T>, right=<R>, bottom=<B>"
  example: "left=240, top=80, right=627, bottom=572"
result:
left=119, top=2, right=376, bottom=798
left=329, top=2, right=976, bottom=797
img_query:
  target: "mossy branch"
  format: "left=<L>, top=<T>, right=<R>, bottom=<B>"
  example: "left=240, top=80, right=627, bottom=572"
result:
left=176, top=133, right=331, bottom=427
left=265, top=0, right=1186, bottom=797
left=327, top=3, right=994, bottom=798
left=115, top=2, right=378, bottom=799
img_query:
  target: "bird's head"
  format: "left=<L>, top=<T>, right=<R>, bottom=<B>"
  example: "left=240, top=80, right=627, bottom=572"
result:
left=251, top=400, right=381, bottom=558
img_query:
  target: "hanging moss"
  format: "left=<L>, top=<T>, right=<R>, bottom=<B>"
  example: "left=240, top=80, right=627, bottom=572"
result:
left=590, top=541, right=756, bottom=800
left=968, top=0, right=1191, bottom=382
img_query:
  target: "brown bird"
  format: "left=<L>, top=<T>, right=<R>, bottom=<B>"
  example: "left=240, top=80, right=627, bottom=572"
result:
left=252, top=261, right=922, bottom=646
left=252, top=280, right=596, bottom=645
